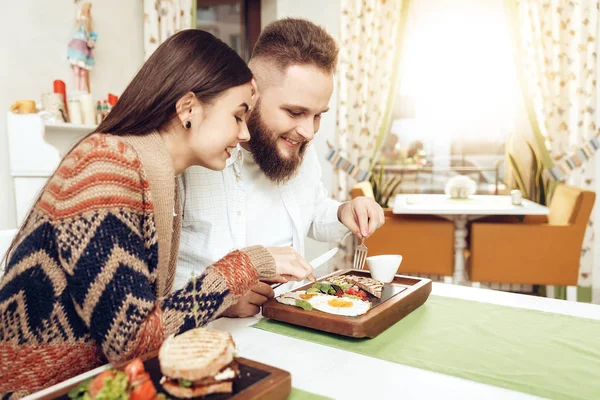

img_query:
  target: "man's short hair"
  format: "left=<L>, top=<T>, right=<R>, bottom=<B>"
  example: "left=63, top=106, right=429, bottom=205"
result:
left=250, top=18, right=339, bottom=74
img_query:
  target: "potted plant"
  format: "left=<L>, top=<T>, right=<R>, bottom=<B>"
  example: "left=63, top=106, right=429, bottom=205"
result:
left=369, top=164, right=403, bottom=209
left=508, top=141, right=554, bottom=206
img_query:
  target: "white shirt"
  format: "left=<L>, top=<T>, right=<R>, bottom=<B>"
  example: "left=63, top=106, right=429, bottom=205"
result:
left=175, top=144, right=349, bottom=291
left=241, top=148, right=293, bottom=248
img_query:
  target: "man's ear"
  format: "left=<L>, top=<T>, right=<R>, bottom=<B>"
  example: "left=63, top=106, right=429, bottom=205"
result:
left=175, top=92, right=201, bottom=126
left=250, top=78, right=258, bottom=107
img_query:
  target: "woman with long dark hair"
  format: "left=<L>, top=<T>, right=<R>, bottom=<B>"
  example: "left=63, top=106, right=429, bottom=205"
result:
left=0, top=30, right=313, bottom=397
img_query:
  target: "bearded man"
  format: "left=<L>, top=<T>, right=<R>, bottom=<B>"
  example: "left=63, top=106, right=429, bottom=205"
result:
left=176, top=18, right=384, bottom=317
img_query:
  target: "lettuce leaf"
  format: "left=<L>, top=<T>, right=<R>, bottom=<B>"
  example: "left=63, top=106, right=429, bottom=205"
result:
left=319, top=284, right=332, bottom=294
left=178, top=379, right=193, bottom=387
left=332, top=281, right=353, bottom=290
left=68, top=379, right=92, bottom=400
left=94, top=372, right=129, bottom=400
left=295, top=299, right=313, bottom=311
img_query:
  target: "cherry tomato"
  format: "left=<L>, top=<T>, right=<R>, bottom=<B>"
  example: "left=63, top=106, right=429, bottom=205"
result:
left=345, top=287, right=368, bottom=301
left=130, top=372, right=152, bottom=388
left=88, top=371, right=116, bottom=398
left=130, top=379, right=157, bottom=400
left=124, top=358, right=145, bottom=382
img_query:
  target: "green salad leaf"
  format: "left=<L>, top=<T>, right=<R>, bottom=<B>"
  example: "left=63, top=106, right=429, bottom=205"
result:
left=178, top=379, right=193, bottom=387
left=332, top=281, right=353, bottom=290
left=295, top=299, right=313, bottom=311
left=94, top=372, right=129, bottom=400
left=68, top=379, right=92, bottom=400
left=319, top=283, right=332, bottom=294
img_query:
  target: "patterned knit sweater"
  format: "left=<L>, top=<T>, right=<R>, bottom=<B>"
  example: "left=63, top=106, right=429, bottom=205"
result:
left=0, top=133, right=276, bottom=397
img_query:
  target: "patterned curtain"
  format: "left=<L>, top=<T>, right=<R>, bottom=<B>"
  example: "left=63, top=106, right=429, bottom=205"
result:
left=332, top=0, right=406, bottom=269
left=509, top=0, right=599, bottom=301
left=144, top=0, right=195, bottom=60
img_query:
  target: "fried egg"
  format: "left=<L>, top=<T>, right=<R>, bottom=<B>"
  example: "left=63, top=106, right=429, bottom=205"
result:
left=276, top=291, right=320, bottom=305
left=308, top=293, right=371, bottom=317
left=276, top=291, right=305, bottom=306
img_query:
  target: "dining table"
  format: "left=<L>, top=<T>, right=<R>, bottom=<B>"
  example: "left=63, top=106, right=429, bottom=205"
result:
left=28, top=282, right=600, bottom=400
left=392, top=194, right=550, bottom=285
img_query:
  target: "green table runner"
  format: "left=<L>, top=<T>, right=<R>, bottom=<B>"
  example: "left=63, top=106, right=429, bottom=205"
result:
left=254, top=296, right=600, bottom=399
left=287, top=388, right=332, bottom=400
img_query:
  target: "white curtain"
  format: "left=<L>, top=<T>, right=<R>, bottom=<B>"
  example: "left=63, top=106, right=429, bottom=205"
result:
left=512, top=0, right=600, bottom=301
left=332, top=0, right=405, bottom=269
left=144, top=0, right=195, bottom=60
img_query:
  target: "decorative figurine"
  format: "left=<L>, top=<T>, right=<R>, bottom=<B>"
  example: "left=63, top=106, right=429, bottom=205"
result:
left=67, top=2, right=97, bottom=93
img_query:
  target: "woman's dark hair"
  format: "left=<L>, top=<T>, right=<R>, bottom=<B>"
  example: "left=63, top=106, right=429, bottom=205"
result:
left=96, top=29, right=253, bottom=135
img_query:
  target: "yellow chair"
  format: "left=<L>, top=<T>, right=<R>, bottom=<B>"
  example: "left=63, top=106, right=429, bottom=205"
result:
left=352, top=182, right=454, bottom=276
left=469, top=184, right=595, bottom=285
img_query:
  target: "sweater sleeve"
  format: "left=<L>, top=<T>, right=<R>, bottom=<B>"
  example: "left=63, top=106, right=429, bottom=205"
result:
left=160, top=245, right=276, bottom=337
left=50, top=135, right=276, bottom=364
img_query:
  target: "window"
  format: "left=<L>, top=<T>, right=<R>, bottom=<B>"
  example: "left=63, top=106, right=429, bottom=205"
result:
left=382, top=0, right=520, bottom=194
left=196, top=0, right=261, bottom=61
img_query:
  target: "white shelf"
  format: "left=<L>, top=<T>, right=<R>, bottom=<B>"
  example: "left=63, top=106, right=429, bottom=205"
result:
left=44, top=122, right=97, bottom=134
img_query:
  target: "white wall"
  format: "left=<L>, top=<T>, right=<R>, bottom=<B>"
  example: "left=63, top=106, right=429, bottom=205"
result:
left=0, top=1, right=144, bottom=229
left=261, top=0, right=342, bottom=263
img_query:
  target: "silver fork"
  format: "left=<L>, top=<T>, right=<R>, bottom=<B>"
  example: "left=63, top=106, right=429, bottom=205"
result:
left=353, top=237, right=368, bottom=269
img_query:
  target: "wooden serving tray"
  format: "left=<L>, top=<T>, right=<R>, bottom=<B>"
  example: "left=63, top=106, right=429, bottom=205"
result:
left=262, top=269, right=432, bottom=338
left=37, top=351, right=291, bottom=400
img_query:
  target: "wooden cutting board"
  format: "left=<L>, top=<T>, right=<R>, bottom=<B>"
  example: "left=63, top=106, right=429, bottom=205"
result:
left=37, top=352, right=291, bottom=400
left=262, top=269, right=432, bottom=338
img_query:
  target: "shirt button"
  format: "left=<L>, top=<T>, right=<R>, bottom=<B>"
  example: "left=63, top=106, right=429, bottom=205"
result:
left=236, top=175, right=241, bottom=182
left=237, top=211, right=241, bottom=216
left=238, top=152, right=242, bottom=160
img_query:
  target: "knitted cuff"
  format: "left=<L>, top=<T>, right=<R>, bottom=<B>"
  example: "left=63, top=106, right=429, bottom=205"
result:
left=242, top=245, right=276, bottom=280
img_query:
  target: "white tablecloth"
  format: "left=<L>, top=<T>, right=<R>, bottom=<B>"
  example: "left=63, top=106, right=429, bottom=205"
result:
left=29, top=283, right=600, bottom=400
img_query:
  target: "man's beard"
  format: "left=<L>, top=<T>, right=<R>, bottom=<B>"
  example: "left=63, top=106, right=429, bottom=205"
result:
left=246, top=105, right=308, bottom=183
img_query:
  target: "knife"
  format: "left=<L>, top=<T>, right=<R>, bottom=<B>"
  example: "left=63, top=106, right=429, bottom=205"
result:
left=271, top=247, right=339, bottom=289
left=309, top=247, right=339, bottom=271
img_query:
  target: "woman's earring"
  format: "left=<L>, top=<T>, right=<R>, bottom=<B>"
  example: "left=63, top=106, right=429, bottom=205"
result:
left=184, top=121, right=191, bottom=129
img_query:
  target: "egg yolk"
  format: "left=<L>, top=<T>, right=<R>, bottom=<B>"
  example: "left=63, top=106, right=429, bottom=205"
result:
left=300, top=293, right=318, bottom=300
left=327, top=299, right=353, bottom=308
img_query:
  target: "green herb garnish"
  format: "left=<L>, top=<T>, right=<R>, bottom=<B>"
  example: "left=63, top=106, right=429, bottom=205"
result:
left=332, top=281, right=353, bottom=290
left=295, top=299, right=313, bottom=311
left=93, top=372, right=128, bottom=400
left=319, top=283, right=332, bottom=294
left=178, top=379, right=193, bottom=388
left=68, top=379, right=92, bottom=400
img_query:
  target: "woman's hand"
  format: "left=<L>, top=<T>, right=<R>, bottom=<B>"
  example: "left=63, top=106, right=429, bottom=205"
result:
left=267, top=247, right=315, bottom=283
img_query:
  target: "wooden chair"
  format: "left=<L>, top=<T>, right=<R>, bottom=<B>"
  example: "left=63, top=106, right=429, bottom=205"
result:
left=469, top=184, right=595, bottom=285
left=352, top=183, right=454, bottom=277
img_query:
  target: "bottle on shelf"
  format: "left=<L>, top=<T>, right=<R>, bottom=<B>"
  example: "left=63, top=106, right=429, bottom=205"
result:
left=95, top=101, right=103, bottom=124
left=102, top=100, right=109, bottom=119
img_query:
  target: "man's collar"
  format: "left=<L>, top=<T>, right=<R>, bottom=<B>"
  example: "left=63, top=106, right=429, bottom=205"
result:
left=226, top=144, right=245, bottom=175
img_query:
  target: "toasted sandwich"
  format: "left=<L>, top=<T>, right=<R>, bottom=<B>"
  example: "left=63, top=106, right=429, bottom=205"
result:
left=159, top=328, right=239, bottom=398
left=338, top=275, right=384, bottom=298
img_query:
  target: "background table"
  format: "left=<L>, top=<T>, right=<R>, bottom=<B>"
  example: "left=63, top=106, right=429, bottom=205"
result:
left=392, top=194, right=549, bottom=284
